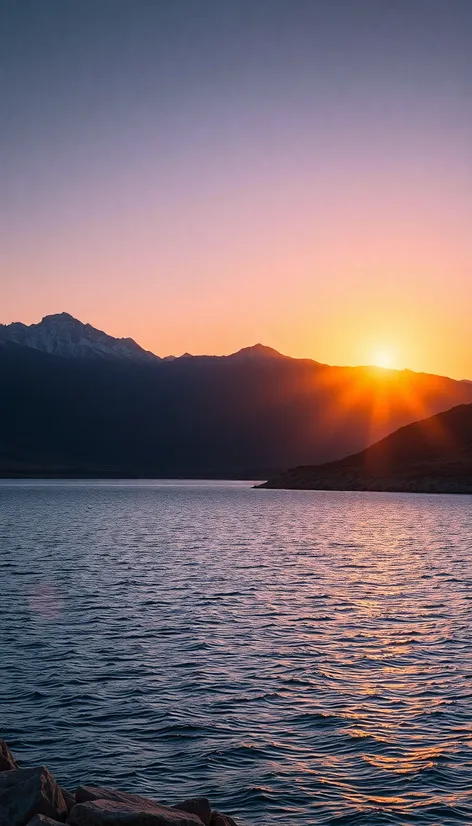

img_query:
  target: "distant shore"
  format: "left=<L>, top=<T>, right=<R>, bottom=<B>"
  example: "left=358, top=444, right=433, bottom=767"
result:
left=258, top=403, right=472, bottom=494
left=257, top=467, right=472, bottom=494
left=0, top=466, right=270, bottom=481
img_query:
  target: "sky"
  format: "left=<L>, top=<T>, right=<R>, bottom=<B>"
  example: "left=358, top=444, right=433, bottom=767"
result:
left=1, top=0, right=471, bottom=378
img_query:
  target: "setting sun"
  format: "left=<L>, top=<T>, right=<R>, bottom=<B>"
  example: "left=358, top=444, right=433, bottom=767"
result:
left=373, top=351, right=395, bottom=369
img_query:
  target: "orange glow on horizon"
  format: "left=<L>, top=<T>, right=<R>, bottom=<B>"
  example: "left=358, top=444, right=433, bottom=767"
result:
left=2, top=1, right=471, bottom=383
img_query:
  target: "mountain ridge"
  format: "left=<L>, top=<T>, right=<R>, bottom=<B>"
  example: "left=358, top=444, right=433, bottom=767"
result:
left=0, top=313, right=469, bottom=380
left=258, top=403, right=472, bottom=493
left=2, top=313, right=472, bottom=479
left=0, top=313, right=159, bottom=363
left=0, top=313, right=296, bottom=366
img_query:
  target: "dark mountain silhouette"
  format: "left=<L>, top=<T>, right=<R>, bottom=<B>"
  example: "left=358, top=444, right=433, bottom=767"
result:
left=229, top=343, right=294, bottom=362
left=259, top=404, right=472, bottom=493
left=1, top=314, right=472, bottom=478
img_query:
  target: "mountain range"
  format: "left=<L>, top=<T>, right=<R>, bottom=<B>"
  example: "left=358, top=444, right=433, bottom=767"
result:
left=0, top=312, right=158, bottom=363
left=259, top=403, right=472, bottom=493
left=1, top=313, right=472, bottom=478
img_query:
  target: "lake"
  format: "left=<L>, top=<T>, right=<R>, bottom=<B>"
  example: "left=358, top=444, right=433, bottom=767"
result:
left=1, top=481, right=472, bottom=824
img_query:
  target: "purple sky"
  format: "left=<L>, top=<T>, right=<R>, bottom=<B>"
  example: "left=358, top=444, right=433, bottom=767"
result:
left=2, top=1, right=472, bottom=377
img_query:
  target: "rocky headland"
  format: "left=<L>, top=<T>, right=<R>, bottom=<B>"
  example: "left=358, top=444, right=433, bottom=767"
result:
left=258, top=403, right=472, bottom=494
left=0, top=740, right=238, bottom=826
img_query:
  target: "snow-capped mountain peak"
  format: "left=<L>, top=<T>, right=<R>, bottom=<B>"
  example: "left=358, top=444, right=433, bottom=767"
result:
left=0, top=313, right=159, bottom=363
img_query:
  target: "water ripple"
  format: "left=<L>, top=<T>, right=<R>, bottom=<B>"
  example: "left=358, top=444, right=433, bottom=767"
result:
left=1, top=481, right=472, bottom=824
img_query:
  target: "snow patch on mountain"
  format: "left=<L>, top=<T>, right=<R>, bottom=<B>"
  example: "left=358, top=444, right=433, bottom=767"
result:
left=0, top=313, right=159, bottom=363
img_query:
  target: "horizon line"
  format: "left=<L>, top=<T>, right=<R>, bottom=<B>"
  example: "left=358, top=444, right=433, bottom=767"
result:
left=1, top=310, right=471, bottom=384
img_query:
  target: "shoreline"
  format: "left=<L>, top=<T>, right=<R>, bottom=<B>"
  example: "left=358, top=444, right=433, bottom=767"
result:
left=0, top=739, right=238, bottom=826
left=257, top=478, right=472, bottom=495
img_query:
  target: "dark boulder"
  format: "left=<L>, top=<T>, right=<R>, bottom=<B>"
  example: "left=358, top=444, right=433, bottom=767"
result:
left=210, top=814, right=237, bottom=826
left=76, top=785, right=162, bottom=809
left=61, top=789, right=76, bottom=814
left=0, top=739, right=18, bottom=771
left=173, top=798, right=212, bottom=825
left=67, top=798, right=205, bottom=825
left=0, top=766, right=67, bottom=826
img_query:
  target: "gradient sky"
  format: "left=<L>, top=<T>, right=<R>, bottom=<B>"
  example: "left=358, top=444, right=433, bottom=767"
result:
left=1, top=0, right=471, bottom=378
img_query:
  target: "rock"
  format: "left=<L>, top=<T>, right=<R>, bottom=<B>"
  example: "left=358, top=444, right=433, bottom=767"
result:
left=61, top=789, right=76, bottom=814
left=26, top=817, right=65, bottom=825
left=0, top=766, right=67, bottom=826
left=0, top=740, right=18, bottom=771
left=210, top=814, right=237, bottom=826
left=68, top=799, right=205, bottom=825
left=173, top=798, right=212, bottom=825
left=76, top=786, right=161, bottom=808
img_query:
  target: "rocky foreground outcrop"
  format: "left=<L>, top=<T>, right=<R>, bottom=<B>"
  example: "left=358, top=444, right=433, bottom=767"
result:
left=0, top=740, right=237, bottom=826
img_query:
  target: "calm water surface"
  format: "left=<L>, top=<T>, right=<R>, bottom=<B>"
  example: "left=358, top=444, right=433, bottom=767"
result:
left=1, top=481, right=472, bottom=825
